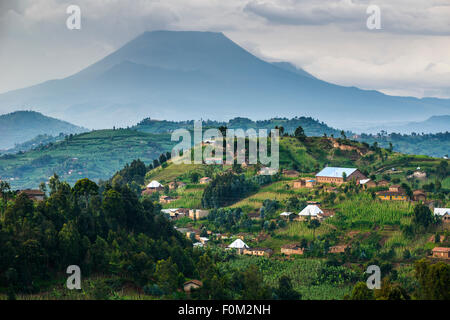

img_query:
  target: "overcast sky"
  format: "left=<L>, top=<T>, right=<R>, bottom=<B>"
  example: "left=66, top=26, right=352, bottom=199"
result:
left=1, top=0, right=450, bottom=98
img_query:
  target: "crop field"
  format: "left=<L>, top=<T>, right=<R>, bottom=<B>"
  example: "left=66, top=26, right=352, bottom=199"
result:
left=218, top=256, right=355, bottom=300
left=0, top=129, right=174, bottom=189
left=334, top=193, right=413, bottom=228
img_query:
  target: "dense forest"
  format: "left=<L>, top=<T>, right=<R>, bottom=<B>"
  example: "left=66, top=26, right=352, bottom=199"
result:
left=357, top=132, right=449, bottom=158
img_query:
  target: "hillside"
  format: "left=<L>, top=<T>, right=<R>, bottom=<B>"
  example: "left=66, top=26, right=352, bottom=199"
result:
left=0, top=129, right=174, bottom=189
left=1, top=131, right=449, bottom=301
left=0, top=31, right=449, bottom=129
left=134, top=116, right=347, bottom=137
left=361, top=115, right=450, bottom=134
left=0, top=111, right=87, bottom=149
left=357, top=132, right=450, bottom=158
left=142, top=135, right=449, bottom=212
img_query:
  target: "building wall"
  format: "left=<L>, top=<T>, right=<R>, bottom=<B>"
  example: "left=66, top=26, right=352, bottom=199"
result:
left=316, top=176, right=344, bottom=184
left=281, top=248, right=303, bottom=255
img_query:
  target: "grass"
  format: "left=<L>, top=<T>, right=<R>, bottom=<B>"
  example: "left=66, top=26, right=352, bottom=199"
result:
left=218, top=255, right=353, bottom=300
left=229, top=180, right=311, bottom=212
left=334, top=193, right=413, bottom=228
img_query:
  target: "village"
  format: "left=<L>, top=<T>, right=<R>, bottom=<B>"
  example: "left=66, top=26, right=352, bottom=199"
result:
left=135, top=163, right=450, bottom=264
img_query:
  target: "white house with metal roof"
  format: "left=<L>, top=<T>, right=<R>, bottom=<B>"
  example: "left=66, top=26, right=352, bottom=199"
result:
left=434, top=208, right=450, bottom=223
left=298, top=205, right=323, bottom=217
left=146, top=180, right=163, bottom=189
left=228, top=239, right=249, bottom=254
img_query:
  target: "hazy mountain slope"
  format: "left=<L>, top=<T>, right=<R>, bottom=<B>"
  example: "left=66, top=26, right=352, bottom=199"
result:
left=359, top=115, right=450, bottom=134
left=0, top=111, right=87, bottom=149
left=0, top=31, right=449, bottom=129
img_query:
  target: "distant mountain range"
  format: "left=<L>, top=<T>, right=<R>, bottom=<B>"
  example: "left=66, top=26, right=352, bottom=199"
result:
left=0, top=111, right=86, bottom=150
left=355, top=115, right=450, bottom=134
left=0, top=30, right=448, bottom=130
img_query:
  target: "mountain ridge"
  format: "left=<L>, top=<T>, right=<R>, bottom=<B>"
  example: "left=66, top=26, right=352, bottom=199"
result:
left=0, top=30, right=448, bottom=129
left=0, top=110, right=87, bottom=149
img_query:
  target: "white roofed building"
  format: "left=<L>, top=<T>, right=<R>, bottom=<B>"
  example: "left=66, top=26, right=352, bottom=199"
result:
left=434, top=208, right=450, bottom=223
left=147, top=180, right=163, bottom=189
left=298, top=205, right=323, bottom=220
left=228, top=239, right=249, bottom=254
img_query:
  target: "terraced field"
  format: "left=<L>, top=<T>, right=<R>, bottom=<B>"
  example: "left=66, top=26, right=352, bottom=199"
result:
left=0, top=129, right=174, bottom=189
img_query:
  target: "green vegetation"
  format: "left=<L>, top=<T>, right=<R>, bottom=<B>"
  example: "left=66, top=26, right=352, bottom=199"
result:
left=0, top=110, right=86, bottom=150
left=0, top=129, right=174, bottom=189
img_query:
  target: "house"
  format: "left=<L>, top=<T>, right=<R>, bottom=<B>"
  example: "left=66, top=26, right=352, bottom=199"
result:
left=228, top=239, right=249, bottom=254
left=377, top=180, right=390, bottom=187
left=199, top=237, right=209, bottom=245
left=19, top=189, right=45, bottom=201
left=297, top=205, right=323, bottom=220
left=141, top=180, right=164, bottom=195
left=412, top=170, right=427, bottom=179
left=329, top=245, right=349, bottom=253
left=159, top=195, right=177, bottom=204
left=434, top=208, right=450, bottom=223
left=431, top=247, right=450, bottom=259
left=279, top=212, right=293, bottom=219
left=293, top=179, right=316, bottom=189
left=243, top=248, right=273, bottom=257
left=281, top=243, right=304, bottom=256
left=318, top=209, right=335, bottom=220
left=282, top=169, right=299, bottom=178
left=184, top=280, right=203, bottom=293
left=168, top=182, right=177, bottom=190
left=292, top=180, right=306, bottom=189
left=193, top=242, right=204, bottom=248
left=315, top=167, right=367, bottom=185
left=247, top=212, right=261, bottom=220
left=161, top=208, right=186, bottom=219
left=360, top=179, right=377, bottom=189
left=199, top=177, right=212, bottom=184
left=189, top=209, right=210, bottom=220
left=258, top=167, right=278, bottom=176
left=204, top=158, right=223, bottom=165
left=413, top=190, right=426, bottom=202
left=376, top=185, right=409, bottom=201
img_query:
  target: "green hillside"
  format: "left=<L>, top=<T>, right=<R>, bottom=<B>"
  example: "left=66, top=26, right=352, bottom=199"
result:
left=134, top=116, right=346, bottom=137
left=0, top=129, right=174, bottom=189
left=0, top=110, right=87, bottom=150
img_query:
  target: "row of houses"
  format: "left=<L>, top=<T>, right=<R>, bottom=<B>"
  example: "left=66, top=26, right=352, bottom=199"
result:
left=162, top=208, right=210, bottom=220
left=141, top=177, right=211, bottom=196
left=280, top=243, right=348, bottom=256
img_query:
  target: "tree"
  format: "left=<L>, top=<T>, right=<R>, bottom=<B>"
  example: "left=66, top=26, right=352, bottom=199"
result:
left=294, top=126, right=306, bottom=141
left=415, top=259, right=450, bottom=300
left=159, top=153, right=167, bottom=164
left=374, top=278, right=410, bottom=300
left=190, top=172, right=200, bottom=183
left=412, top=203, right=434, bottom=231
left=73, top=178, right=99, bottom=208
left=48, top=173, right=60, bottom=195
left=154, top=258, right=180, bottom=294
left=274, top=276, right=301, bottom=300
left=436, top=160, right=448, bottom=180
left=0, top=180, right=11, bottom=213
left=347, top=282, right=374, bottom=300
left=240, top=265, right=271, bottom=299
left=307, top=219, right=321, bottom=239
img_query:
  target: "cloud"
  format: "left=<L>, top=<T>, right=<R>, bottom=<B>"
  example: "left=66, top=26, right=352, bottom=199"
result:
left=0, top=0, right=449, bottom=99
left=244, top=0, right=450, bottom=35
